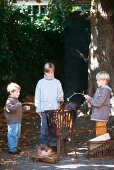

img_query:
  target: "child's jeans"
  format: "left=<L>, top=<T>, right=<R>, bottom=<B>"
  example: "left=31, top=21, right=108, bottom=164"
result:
left=7, top=123, right=21, bottom=152
left=40, top=112, right=57, bottom=147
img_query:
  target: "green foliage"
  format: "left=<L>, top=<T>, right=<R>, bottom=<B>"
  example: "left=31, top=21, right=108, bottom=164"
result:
left=1, top=0, right=88, bottom=105
left=0, top=1, right=65, bottom=105
left=34, top=0, right=80, bottom=31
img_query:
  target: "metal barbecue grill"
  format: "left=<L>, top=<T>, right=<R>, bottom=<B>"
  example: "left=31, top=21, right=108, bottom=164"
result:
left=45, top=109, right=77, bottom=157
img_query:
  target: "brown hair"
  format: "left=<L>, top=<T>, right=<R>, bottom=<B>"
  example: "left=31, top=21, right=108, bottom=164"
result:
left=44, top=62, right=55, bottom=73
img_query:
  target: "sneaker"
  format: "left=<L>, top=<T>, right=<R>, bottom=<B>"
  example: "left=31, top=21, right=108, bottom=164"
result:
left=8, top=150, right=19, bottom=154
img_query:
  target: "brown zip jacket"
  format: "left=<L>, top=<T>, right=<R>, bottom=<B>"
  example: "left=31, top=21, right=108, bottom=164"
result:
left=4, top=96, right=23, bottom=125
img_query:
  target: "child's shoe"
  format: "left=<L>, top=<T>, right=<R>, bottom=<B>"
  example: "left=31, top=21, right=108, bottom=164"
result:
left=8, top=149, right=19, bottom=154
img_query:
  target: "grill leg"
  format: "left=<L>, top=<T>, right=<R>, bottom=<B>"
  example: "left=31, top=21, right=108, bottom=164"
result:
left=57, top=138, right=60, bottom=158
left=71, top=138, right=77, bottom=158
left=63, top=139, right=67, bottom=155
left=63, top=138, right=77, bottom=157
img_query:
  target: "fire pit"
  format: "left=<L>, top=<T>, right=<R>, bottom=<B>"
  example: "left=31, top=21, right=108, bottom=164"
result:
left=45, top=109, right=77, bottom=157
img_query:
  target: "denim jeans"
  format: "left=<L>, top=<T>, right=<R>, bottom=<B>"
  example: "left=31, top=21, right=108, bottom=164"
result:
left=7, top=123, right=21, bottom=152
left=40, top=112, right=57, bottom=147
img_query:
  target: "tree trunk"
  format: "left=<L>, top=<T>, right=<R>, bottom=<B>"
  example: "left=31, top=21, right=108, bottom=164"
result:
left=88, top=0, right=114, bottom=95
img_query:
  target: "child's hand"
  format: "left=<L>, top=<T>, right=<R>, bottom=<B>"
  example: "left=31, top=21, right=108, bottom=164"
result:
left=37, top=112, right=41, bottom=116
left=87, top=102, right=91, bottom=108
left=84, top=95, right=90, bottom=100
left=59, top=98, right=64, bottom=102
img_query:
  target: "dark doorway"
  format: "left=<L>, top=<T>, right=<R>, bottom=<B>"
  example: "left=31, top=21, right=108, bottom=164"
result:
left=64, top=11, right=90, bottom=105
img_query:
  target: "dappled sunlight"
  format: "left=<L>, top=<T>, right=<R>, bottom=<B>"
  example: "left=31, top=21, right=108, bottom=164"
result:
left=98, top=4, right=108, bottom=19
left=78, top=112, right=85, bottom=117
left=78, top=111, right=90, bottom=117
left=90, top=56, right=99, bottom=70
left=102, top=50, right=106, bottom=56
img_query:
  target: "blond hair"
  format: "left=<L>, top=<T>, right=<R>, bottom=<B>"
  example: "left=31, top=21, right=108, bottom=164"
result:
left=96, top=71, right=110, bottom=83
left=7, top=82, right=21, bottom=94
left=44, top=62, right=55, bottom=73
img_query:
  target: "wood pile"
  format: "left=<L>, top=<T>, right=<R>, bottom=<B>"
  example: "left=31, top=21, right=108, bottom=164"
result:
left=32, top=145, right=59, bottom=163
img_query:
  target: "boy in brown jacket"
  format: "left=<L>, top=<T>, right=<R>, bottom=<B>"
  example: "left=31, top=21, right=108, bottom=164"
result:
left=4, top=83, right=30, bottom=154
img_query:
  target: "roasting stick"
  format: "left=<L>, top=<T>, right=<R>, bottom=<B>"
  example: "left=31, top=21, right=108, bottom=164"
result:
left=22, top=91, right=85, bottom=107
left=67, top=91, right=85, bottom=101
